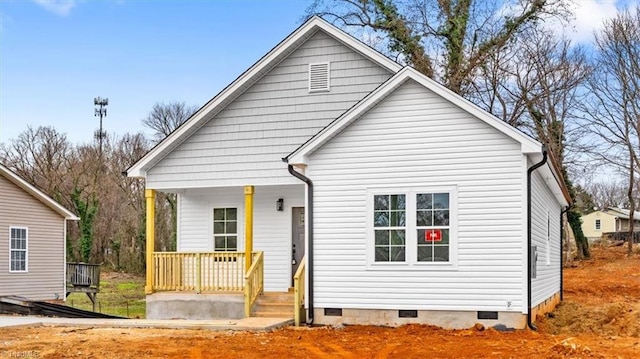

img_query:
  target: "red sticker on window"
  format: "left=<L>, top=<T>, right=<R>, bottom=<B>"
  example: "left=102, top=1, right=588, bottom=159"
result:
left=425, top=229, right=442, bottom=242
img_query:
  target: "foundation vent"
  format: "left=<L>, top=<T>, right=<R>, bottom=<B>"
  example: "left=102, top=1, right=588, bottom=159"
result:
left=324, top=308, right=342, bottom=316
left=398, top=310, right=418, bottom=318
left=477, top=311, right=499, bottom=320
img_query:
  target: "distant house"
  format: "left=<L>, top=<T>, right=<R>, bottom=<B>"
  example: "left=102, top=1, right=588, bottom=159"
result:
left=0, top=163, right=79, bottom=301
left=126, top=16, right=570, bottom=329
left=581, top=207, right=640, bottom=242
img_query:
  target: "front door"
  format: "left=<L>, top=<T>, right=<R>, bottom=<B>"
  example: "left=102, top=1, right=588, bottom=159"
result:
left=292, top=207, right=305, bottom=284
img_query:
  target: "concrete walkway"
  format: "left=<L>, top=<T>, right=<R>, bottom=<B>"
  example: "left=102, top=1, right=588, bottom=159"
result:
left=0, top=315, right=293, bottom=331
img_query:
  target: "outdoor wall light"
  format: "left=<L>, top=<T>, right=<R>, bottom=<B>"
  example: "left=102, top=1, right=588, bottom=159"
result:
left=277, top=198, right=284, bottom=211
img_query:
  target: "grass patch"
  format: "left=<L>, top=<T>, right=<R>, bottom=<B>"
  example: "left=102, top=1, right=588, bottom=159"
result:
left=117, top=282, right=141, bottom=292
left=66, top=272, right=146, bottom=318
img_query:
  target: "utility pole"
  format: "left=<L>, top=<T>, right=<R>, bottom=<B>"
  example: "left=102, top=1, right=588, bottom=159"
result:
left=94, top=97, right=108, bottom=155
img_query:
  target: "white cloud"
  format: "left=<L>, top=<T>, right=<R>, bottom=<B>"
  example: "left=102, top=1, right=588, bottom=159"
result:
left=550, top=0, right=637, bottom=44
left=569, top=0, right=619, bottom=43
left=33, top=0, right=77, bottom=17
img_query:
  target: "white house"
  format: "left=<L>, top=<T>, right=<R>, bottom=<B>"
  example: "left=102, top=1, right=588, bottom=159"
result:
left=0, top=163, right=79, bottom=301
left=127, top=16, right=570, bottom=329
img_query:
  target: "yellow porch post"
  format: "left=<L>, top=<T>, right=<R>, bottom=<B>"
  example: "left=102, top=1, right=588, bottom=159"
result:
left=145, top=189, right=156, bottom=294
left=244, top=185, right=254, bottom=272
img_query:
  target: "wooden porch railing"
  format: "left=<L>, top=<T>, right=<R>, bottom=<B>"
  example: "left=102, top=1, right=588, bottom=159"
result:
left=244, top=251, right=264, bottom=317
left=152, top=252, right=249, bottom=292
left=293, top=256, right=306, bottom=326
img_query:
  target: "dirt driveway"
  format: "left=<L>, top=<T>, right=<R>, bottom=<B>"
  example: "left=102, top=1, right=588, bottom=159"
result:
left=1, top=245, right=639, bottom=358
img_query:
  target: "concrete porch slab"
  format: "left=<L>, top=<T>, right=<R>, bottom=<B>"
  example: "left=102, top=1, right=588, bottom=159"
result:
left=0, top=315, right=293, bottom=331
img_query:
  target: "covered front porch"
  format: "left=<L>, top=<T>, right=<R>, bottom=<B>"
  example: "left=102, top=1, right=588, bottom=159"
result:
left=143, top=185, right=306, bottom=324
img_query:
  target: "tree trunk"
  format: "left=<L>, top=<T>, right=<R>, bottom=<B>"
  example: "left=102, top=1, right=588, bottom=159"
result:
left=627, top=156, right=635, bottom=256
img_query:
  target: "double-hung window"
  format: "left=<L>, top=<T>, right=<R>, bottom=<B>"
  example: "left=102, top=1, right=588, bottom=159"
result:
left=374, top=194, right=406, bottom=262
left=416, top=193, right=450, bottom=262
left=213, top=208, right=237, bottom=251
left=595, top=219, right=601, bottom=231
left=370, top=188, right=456, bottom=267
left=10, top=227, right=28, bottom=272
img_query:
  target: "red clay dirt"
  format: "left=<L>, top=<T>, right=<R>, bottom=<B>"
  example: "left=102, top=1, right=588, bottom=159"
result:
left=1, top=245, right=639, bottom=358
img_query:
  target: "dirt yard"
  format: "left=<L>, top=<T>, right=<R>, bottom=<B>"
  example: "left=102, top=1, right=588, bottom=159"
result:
left=1, top=245, right=639, bottom=358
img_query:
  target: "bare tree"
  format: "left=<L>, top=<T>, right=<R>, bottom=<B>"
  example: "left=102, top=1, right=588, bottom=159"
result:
left=510, top=28, right=592, bottom=258
left=581, top=180, right=629, bottom=210
left=0, top=126, right=74, bottom=205
left=586, top=8, right=640, bottom=256
left=142, top=102, right=198, bottom=143
left=307, top=0, right=571, bottom=94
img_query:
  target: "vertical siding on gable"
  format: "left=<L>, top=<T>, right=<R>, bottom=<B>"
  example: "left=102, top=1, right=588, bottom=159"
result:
left=530, top=170, right=562, bottom=306
left=309, top=80, right=526, bottom=312
left=0, top=175, right=65, bottom=301
left=147, top=30, right=394, bottom=189
left=178, top=184, right=304, bottom=291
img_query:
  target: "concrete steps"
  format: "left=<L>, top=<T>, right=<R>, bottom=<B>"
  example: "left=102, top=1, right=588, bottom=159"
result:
left=252, top=292, right=294, bottom=318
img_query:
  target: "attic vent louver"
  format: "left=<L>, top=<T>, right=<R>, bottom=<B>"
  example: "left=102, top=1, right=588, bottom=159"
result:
left=309, top=62, right=330, bottom=92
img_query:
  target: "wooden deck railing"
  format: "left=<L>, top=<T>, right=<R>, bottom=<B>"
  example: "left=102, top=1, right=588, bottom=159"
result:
left=244, top=251, right=264, bottom=317
left=152, top=252, right=249, bottom=292
left=293, top=256, right=306, bottom=326
left=66, top=263, right=101, bottom=290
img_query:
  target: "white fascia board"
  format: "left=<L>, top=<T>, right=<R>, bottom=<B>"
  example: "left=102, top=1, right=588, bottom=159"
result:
left=127, top=16, right=402, bottom=177
left=0, top=164, right=80, bottom=220
left=314, top=17, right=402, bottom=73
left=288, top=67, right=542, bottom=164
left=539, top=164, right=570, bottom=207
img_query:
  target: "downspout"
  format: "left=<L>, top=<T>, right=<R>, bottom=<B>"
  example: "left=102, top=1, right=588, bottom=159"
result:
left=560, top=206, right=570, bottom=301
left=286, top=163, right=314, bottom=325
left=526, top=147, right=547, bottom=331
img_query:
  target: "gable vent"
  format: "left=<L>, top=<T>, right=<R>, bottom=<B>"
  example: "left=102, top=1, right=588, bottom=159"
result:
left=309, top=62, right=330, bottom=93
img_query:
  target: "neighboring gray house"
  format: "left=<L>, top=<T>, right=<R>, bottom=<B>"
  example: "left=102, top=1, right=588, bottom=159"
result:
left=0, top=163, right=79, bottom=301
left=127, top=16, right=570, bottom=329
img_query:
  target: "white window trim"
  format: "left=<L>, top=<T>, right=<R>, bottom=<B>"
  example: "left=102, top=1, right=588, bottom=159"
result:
left=9, top=226, right=28, bottom=273
left=366, top=186, right=458, bottom=270
left=209, top=202, right=243, bottom=252
left=594, top=218, right=601, bottom=231
left=213, top=207, right=239, bottom=252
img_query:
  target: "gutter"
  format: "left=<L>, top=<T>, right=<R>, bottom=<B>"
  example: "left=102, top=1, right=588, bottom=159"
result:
left=526, top=147, right=548, bottom=331
left=285, top=163, right=314, bottom=325
left=560, top=206, right=570, bottom=301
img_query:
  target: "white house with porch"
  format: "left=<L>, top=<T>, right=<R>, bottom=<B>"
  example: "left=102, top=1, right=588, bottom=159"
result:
left=127, top=16, right=570, bottom=329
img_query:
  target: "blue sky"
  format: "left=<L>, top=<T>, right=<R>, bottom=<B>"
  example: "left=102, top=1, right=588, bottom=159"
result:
left=0, top=0, right=310, bottom=144
left=0, top=0, right=635, bottom=145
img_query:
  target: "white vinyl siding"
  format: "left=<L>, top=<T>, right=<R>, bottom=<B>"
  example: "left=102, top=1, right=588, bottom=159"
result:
left=147, top=30, right=393, bottom=189
left=0, top=175, right=66, bottom=300
left=530, top=170, right=562, bottom=307
left=308, top=80, right=526, bottom=312
left=177, top=184, right=304, bottom=291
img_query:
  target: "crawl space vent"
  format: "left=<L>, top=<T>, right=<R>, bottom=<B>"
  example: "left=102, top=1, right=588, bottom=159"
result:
left=309, top=62, right=330, bottom=92
left=324, top=308, right=342, bottom=316
left=477, top=311, right=499, bottom=320
left=398, top=310, right=418, bottom=318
